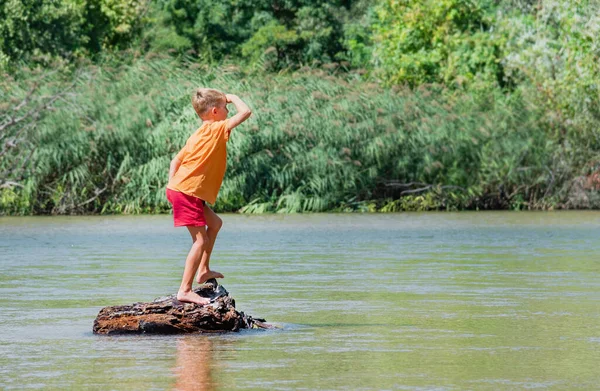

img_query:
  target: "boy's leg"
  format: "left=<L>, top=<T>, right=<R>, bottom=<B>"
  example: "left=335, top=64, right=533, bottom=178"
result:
left=177, top=226, right=211, bottom=305
left=195, top=205, right=224, bottom=284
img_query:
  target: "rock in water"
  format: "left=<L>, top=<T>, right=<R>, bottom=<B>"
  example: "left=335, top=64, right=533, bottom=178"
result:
left=93, top=279, right=271, bottom=335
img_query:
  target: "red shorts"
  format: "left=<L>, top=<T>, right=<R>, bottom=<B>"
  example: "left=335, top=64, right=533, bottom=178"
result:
left=166, top=188, right=207, bottom=227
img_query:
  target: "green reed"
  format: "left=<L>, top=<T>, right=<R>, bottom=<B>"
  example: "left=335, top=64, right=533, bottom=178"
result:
left=0, top=56, right=596, bottom=215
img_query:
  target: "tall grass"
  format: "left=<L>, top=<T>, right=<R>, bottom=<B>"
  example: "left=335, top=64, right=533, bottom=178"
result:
left=1, top=55, right=598, bottom=215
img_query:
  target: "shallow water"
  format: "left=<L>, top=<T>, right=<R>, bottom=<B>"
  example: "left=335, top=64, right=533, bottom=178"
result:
left=0, top=212, right=599, bottom=390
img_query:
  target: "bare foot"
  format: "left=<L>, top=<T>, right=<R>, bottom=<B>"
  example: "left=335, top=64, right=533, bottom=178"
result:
left=177, top=290, right=211, bottom=306
left=196, top=270, right=224, bottom=284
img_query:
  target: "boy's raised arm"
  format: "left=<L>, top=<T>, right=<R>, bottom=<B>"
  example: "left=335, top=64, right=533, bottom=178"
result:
left=225, top=94, right=252, bottom=131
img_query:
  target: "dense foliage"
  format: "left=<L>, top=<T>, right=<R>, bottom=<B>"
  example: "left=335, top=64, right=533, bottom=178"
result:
left=0, top=0, right=146, bottom=69
left=1, top=0, right=599, bottom=214
left=0, top=0, right=371, bottom=71
left=1, top=57, right=597, bottom=214
left=372, top=0, right=504, bottom=87
left=150, top=0, right=362, bottom=69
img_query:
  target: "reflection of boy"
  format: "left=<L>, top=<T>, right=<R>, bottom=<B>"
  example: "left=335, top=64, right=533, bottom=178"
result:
left=174, top=336, right=214, bottom=391
left=166, top=88, right=251, bottom=305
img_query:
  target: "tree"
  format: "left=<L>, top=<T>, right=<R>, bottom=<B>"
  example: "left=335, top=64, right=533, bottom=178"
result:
left=0, top=0, right=147, bottom=68
left=372, top=0, right=505, bottom=87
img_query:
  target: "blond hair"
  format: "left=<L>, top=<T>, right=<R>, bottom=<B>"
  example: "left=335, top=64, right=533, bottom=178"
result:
left=191, top=88, right=226, bottom=118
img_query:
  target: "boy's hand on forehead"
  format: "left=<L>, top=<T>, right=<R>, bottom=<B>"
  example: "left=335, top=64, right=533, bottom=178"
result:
left=223, top=93, right=252, bottom=131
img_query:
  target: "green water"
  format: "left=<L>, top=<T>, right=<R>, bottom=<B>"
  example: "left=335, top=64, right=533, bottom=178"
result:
left=0, top=212, right=599, bottom=390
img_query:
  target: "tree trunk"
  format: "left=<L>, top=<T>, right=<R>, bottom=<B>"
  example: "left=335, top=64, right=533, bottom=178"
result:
left=93, top=280, right=271, bottom=335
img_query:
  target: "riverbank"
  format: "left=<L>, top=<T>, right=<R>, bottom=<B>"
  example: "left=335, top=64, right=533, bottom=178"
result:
left=1, top=57, right=599, bottom=215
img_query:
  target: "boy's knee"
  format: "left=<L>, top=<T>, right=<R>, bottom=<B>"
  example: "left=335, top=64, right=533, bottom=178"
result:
left=215, top=217, right=223, bottom=231
left=210, top=216, right=223, bottom=232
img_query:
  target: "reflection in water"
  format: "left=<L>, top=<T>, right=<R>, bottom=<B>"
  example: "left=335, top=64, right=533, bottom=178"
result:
left=173, top=336, right=215, bottom=391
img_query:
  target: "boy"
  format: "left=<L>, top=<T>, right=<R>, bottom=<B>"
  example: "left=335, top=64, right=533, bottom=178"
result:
left=166, top=88, right=251, bottom=305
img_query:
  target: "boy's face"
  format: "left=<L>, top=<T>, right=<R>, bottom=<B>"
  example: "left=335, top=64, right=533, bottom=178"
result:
left=212, top=99, right=228, bottom=121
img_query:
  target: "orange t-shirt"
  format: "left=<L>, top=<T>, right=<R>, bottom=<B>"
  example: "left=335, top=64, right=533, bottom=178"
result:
left=167, top=119, right=230, bottom=204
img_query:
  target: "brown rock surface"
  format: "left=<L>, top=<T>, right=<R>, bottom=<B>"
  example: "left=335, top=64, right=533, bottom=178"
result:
left=93, top=279, right=271, bottom=334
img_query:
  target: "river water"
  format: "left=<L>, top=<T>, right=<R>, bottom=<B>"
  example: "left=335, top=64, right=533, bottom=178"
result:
left=0, top=212, right=599, bottom=390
